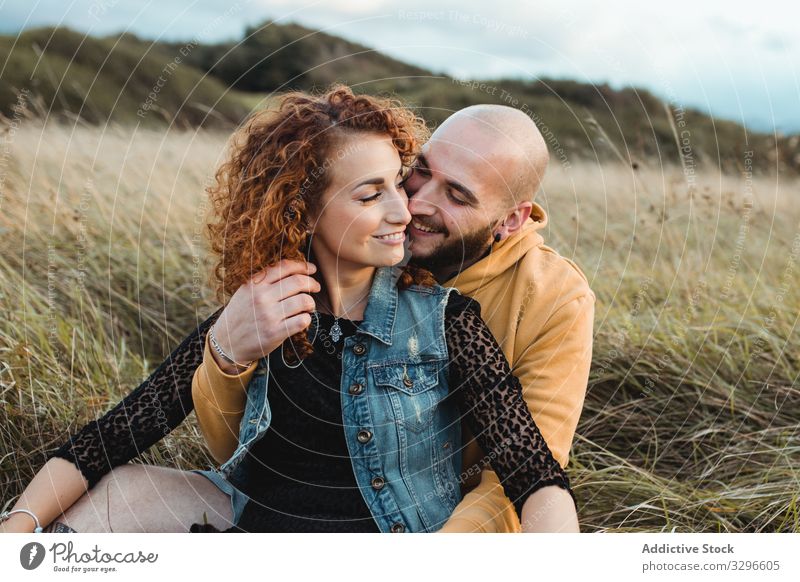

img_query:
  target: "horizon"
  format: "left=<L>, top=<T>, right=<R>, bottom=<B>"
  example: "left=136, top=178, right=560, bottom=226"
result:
left=1, top=0, right=797, bottom=134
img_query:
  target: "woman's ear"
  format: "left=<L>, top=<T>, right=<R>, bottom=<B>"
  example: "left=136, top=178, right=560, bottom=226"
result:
left=303, top=216, right=316, bottom=237
left=302, top=223, right=315, bottom=259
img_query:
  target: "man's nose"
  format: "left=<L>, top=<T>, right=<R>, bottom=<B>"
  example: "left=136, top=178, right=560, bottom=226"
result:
left=407, top=182, right=436, bottom=216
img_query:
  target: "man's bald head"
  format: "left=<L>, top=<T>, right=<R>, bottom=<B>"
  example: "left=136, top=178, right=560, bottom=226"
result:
left=405, top=104, right=550, bottom=280
left=432, top=104, right=549, bottom=206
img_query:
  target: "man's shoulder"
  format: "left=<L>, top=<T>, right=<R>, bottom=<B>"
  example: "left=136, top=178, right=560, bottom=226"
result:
left=518, top=241, right=595, bottom=306
left=509, top=241, right=595, bottom=348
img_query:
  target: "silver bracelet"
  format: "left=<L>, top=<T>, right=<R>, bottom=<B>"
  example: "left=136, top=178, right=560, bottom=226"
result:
left=208, top=324, right=254, bottom=369
left=1, top=509, right=44, bottom=532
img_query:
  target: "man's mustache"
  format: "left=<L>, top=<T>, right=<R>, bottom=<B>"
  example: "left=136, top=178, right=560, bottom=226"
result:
left=409, top=216, right=448, bottom=236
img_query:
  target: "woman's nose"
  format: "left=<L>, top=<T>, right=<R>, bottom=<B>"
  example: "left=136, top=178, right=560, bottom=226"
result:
left=386, top=188, right=412, bottom=225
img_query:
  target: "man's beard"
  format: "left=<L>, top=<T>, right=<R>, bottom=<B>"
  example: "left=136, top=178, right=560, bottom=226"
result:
left=409, top=222, right=493, bottom=278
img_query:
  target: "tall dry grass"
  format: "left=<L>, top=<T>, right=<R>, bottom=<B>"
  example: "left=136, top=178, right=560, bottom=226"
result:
left=1, top=121, right=798, bottom=532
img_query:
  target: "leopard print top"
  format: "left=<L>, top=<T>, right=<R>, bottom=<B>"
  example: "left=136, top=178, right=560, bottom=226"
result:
left=444, top=294, right=577, bottom=518
left=48, top=293, right=576, bottom=524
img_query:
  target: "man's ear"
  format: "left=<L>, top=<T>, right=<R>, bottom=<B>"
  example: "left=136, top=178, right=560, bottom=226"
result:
left=501, top=202, right=533, bottom=235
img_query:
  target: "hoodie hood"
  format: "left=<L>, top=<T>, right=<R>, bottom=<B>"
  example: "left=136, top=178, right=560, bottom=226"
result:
left=443, top=201, right=548, bottom=295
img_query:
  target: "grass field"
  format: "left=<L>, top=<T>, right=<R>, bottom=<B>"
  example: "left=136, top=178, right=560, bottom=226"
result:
left=1, top=121, right=798, bottom=532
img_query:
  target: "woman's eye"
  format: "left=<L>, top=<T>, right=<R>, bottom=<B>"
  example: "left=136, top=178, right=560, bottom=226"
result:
left=360, top=192, right=382, bottom=203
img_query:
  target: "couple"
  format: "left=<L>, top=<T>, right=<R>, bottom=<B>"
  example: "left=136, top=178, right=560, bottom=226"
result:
left=1, top=85, right=595, bottom=534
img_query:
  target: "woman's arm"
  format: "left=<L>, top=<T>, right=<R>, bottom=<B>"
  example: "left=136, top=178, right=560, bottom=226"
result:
left=1, top=308, right=222, bottom=534
left=0, top=458, right=88, bottom=533
left=444, top=295, right=579, bottom=533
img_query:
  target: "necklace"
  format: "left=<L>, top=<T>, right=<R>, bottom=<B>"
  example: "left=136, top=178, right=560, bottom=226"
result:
left=315, top=288, right=370, bottom=342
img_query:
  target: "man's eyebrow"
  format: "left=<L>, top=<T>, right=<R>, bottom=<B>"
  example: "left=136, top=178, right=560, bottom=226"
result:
left=446, top=179, right=478, bottom=204
left=417, top=154, right=478, bottom=204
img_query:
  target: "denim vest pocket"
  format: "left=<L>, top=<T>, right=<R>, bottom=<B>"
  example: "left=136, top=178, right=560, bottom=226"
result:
left=370, top=360, right=442, bottom=394
left=370, top=360, right=445, bottom=434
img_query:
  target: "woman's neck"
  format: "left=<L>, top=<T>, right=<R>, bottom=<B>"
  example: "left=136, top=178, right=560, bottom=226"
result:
left=313, top=259, right=375, bottom=320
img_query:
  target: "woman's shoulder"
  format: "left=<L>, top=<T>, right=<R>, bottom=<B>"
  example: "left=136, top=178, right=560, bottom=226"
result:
left=397, top=281, right=481, bottom=317
left=444, top=288, right=481, bottom=317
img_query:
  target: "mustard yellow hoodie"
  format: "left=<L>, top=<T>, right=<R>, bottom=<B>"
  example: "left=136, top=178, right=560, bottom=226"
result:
left=192, top=201, right=595, bottom=532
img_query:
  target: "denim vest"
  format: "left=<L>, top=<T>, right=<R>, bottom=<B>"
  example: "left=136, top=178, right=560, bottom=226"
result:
left=217, top=265, right=463, bottom=532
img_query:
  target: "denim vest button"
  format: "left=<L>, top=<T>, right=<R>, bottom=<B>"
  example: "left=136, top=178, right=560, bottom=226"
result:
left=402, top=375, right=414, bottom=387
left=348, top=382, right=364, bottom=395
left=353, top=343, right=366, bottom=355
left=390, top=522, right=405, bottom=533
left=357, top=429, right=372, bottom=443
left=371, top=476, right=385, bottom=490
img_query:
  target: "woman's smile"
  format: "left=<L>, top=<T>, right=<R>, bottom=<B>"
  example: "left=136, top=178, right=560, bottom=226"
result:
left=372, top=230, right=406, bottom=245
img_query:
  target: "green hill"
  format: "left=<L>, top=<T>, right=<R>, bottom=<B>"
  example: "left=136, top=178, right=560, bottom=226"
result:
left=159, top=21, right=431, bottom=93
left=1, top=22, right=797, bottom=173
left=0, top=27, right=251, bottom=127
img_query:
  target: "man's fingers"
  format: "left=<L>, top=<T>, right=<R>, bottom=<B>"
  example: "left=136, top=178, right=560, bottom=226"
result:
left=254, top=259, right=316, bottom=285
left=277, top=293, right=316, bottom=319
left=283, top=312, right=313, bottom=337
left=272, top=274, right=321, bottom=302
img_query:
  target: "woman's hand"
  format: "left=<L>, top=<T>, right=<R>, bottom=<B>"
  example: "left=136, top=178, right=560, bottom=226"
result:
left=210, top=259, right=321, bottom=374
left=0, top=513, right=36, bottom=533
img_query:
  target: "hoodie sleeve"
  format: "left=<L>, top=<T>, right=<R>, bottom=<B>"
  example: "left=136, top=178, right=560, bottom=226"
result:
left=191, top=333, right=257, bottom=465
left=511, top=292, right=595, bottom=468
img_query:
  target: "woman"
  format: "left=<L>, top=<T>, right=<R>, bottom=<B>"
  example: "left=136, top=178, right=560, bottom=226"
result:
left=0, top=86, right=577, bottom=534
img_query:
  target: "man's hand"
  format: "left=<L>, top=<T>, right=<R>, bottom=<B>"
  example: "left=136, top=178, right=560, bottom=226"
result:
left=521, top=486, right=580, bottom=532
left=210, top=259, right=321, bottom=373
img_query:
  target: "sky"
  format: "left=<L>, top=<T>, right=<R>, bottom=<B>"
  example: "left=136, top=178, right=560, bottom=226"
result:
left=1, top=0, right=797, bottom=133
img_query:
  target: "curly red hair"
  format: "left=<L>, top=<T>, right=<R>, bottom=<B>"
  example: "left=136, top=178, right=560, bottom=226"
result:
left=206, top=85, right=437, bottom=363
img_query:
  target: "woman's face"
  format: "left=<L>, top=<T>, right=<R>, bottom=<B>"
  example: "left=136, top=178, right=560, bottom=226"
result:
left=308, top=132, right=411, bottom=270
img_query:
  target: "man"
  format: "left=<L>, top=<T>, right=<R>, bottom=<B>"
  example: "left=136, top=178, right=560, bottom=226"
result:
left=405, top=104, right=595, bottom=532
